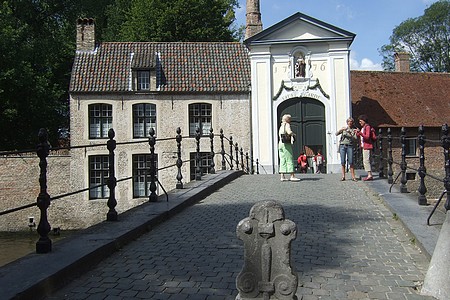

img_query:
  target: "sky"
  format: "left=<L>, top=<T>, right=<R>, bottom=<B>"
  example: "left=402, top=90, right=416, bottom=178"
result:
left=235, top=0, right=439, bottom=70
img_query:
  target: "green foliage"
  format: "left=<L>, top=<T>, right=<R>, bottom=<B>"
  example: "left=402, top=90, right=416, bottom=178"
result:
left=103, top=0, right=240, bottom=42
left=380, top=0, right=450, bottom=72
left=0, top=0, right=241, bottom=150
left=0, top=0, right=74, bottom=150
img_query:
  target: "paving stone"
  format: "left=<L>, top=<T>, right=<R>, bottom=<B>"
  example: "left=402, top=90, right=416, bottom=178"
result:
left=44, top=174, right=434, bottom=300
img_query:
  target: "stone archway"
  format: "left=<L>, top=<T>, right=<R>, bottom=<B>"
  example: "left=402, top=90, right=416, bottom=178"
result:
left=278, top=97, right=326, bottom=171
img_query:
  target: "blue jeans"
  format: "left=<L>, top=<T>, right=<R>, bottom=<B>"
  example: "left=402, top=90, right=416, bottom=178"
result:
left=339, top=144, right=354, bottom=166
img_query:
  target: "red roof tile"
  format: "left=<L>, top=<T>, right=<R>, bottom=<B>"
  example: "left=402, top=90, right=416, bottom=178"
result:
left=351, top=71, right=450, bottom=128
left=70, top=42, right=251, bottom=93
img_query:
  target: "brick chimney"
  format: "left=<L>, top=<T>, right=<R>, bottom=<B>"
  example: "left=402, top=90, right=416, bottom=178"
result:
left=245, top=0, right=263, bottom=39
left=394, top=52, right=410, bottom=72
left=76, top=18, right=95, bottom=52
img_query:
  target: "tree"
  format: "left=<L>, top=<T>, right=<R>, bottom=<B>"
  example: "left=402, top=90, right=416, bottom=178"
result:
left=0, top=0, right=242, bottom=150
left=103, top=0, right=240, bottom=42
left=380, top=0, right=450, bottom=72
left=0, top=1, right=74, bottom=150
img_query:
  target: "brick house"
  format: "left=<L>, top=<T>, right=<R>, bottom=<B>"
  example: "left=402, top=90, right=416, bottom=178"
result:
left=351, top=55, right=449, bottom=198
left=351, top=59, right=450, bottom=174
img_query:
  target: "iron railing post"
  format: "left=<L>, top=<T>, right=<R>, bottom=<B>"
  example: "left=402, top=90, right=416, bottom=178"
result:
left=229, top=136, right=234, bottom=170
left=417, top=125, right=427, bottom=205
left=36, top=128, right=52, bottom=253
left=442, top=124, right=450, bottom=211
left=235, top=143, right=239, bottom=170
left=387, top=128, right=393, bottom=184
left=195, top=127, right=202, bottom=180
left=378, top=128, right=384, bottom=178
left=400, top=127, right=408, bottom=193
left=106, top=129, right=118, bottom=221
left=256, top=158, right=260, bottom=174
left=148, top=128, right=158, bottom=202
left=209, top=128, right=215, bottom=174
left=220, top=129, right=226, bottom=170
left=176, top=127, right=183, bottom=189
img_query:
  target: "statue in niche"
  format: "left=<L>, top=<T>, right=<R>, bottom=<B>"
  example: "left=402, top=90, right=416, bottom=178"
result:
left=294, top=56, right=306, bottom=78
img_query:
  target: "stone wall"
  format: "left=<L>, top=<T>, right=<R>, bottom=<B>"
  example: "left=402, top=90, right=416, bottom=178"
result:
left=0, top=152, right=71, bottom=231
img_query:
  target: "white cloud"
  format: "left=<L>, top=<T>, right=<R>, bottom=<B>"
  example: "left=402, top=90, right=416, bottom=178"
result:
left=335, top=3, right=354, bottom=20
left=350, top=58, right=383, bottom=71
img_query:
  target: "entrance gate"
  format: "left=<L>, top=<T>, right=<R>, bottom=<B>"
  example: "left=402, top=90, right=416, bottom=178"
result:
left=278, top=97, right=326, bottom=172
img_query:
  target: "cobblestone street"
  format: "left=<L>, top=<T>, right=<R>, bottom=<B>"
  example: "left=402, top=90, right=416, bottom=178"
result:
left=46, top=174, right=435, bottom=300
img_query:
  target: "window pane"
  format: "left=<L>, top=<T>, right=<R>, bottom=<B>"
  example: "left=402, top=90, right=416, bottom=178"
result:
left=133, top=104, right=157, bottom=138
left=89, top=155, right=109, bottom=199
left=89, top=104, right=112, bottom=139
left=132, top=154, right=158, bottom=198
left=189, top=103, right=212, bottom=136
left=138, top=71, right=150, bottom=90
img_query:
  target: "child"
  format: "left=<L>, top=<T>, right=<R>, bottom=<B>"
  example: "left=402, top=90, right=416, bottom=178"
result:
left=297, top=152, right=308, bottom=173
left=314, top=150, right=325, bottom=174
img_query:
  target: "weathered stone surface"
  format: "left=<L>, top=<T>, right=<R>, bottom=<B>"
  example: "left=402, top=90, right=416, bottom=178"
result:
left=236, top=200, right=298, bottom=300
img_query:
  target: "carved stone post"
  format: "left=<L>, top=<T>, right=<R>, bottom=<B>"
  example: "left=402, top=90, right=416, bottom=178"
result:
left=417, top=125, right=427, bottom=205
left=378, top=128, right=384, bottom=178
left=36, top=128, right=52, bottom=253
left=148, top=128, right=158, bottom=202
left=236, top=200, right=298, bottom=300
left=229, top=136, right=234, bottom=170
left=195, top=127, right=202, bottom=180
left=220, top=129, right=226, bottom=170
left=442, top=124, right=450, bottom=211
left=106, top=129, right=118, bottom=221
left=209, top=127, right=215, bottom=174
left=235, top=143, right=239, bottom=170
left=176, top=127, right=183, bottom=189
left=400, top=127, right=408, bottom=193
left=387, top=128, right=393, bottom=184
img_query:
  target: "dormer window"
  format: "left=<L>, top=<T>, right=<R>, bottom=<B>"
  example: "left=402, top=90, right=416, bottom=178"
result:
left=132, top=52, right=162, bottom=91
left=137, top=71, right=150, bottom=90
left=133, top=69, right=156, bottom=91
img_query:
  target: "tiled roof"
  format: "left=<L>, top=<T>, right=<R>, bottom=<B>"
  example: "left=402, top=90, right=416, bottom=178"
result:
left=351, top=71, right=450, bottom=128
left=70, top=42, right=251, bottom=93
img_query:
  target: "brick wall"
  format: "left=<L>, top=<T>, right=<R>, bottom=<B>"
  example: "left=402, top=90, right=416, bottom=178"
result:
left=375, top=127, right=447, bottom=200
left=0, top=153, right=71, bottom=231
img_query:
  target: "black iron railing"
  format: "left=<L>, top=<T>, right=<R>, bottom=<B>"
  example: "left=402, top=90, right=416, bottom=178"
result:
left=0, top=126, right=254, bottom=254
left=367, top=124, right=449, bottom=225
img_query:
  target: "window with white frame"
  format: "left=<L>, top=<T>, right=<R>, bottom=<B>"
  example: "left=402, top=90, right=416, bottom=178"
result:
left=137, top=71, right=150, bottom=90
left=133, top=103, right=156, bottom=138
left=89, top=155, right=109, bottom=199
left=89, top=104, right=112, bottom=139
left=189, top=103, right=212, bottom=136
left=189, top=152, right=212, bottom=180
left=132, top=154, right=158, bottom=198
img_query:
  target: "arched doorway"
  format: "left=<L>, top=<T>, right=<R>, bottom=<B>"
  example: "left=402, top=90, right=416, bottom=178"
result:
left=278, top=97, right=326, bottom=172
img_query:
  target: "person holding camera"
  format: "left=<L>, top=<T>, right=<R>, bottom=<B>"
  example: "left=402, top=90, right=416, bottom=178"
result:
left=336, top=117, right=358, bottom=181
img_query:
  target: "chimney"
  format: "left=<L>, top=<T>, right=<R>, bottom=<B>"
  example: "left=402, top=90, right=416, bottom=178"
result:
left=394, top=52, right=410, bottom=72
left=76, top=18, right=95, bottom=52
left=245, top=0, right=263, bottom=39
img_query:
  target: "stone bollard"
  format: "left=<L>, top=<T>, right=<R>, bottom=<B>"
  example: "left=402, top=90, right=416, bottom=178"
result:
left=236, top=200, right=298, bottom=300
